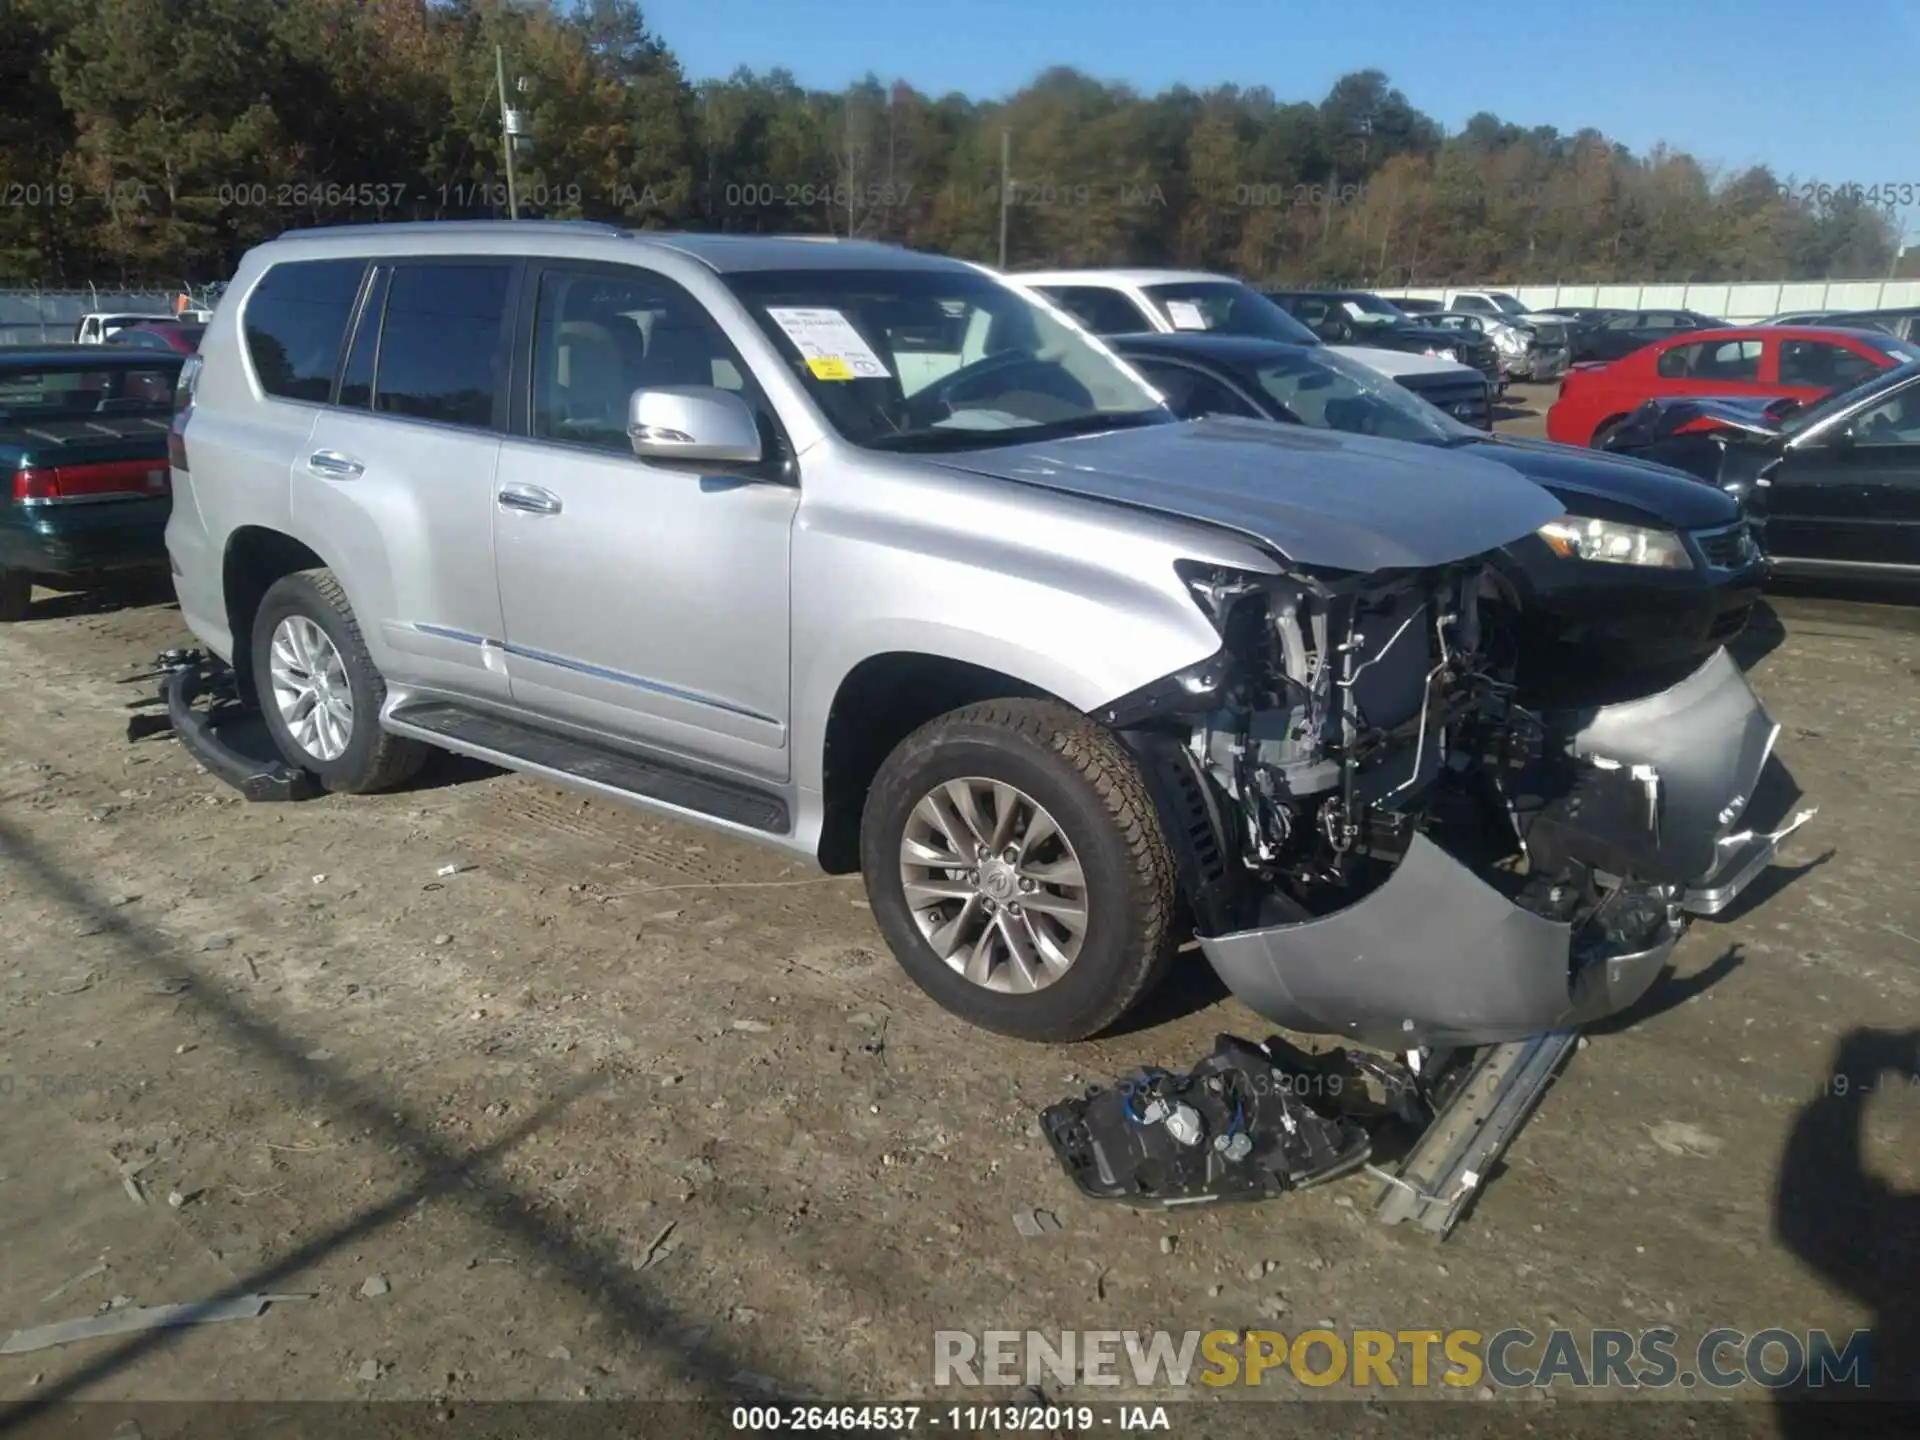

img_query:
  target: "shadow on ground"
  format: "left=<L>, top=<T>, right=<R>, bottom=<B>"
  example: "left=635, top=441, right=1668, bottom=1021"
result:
left=1771, top=1027, right=1920, bottom=1430
left=0, top=813, right=823, bottom=1428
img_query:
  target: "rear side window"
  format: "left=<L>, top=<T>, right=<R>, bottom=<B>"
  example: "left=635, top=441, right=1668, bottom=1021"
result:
left=1656, top=339, right=1761, bottom=381
left=373, top=263, right=513, bottom=429
left=244, top=259, right=367, bottom=402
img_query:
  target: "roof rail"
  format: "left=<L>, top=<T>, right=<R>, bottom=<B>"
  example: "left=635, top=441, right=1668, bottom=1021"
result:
left=265, top=219, right=632, bottom=242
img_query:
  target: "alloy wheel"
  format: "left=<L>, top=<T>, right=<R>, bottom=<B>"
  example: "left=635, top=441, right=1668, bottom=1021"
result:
left=898, top=777, right=1090, bottom=994
left=268, top=615, right=353, bottom=762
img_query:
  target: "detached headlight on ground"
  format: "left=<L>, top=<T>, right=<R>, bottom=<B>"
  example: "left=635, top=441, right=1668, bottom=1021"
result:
left=1537, top=516, right=1694, bottom=569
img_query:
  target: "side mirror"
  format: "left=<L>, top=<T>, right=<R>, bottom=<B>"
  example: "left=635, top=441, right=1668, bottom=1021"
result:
left=1831, top=421, right=1857, bottom=454
left=628, top=386, right=762, bottom=466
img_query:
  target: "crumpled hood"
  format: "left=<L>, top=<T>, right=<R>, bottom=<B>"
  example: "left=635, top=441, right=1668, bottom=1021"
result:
left=926, top=417, right=1565, bottom=573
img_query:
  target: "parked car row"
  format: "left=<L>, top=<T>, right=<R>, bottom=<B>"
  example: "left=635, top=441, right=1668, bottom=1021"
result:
left=1017, top=270, right=1498, bottom=427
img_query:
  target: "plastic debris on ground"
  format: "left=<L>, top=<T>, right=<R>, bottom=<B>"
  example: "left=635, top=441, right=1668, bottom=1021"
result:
left=1038, top=1033, right=1418, bottom=1209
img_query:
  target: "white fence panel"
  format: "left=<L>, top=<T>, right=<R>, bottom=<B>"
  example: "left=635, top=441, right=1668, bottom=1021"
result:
left=1378, top=279, right=1920, bottom=322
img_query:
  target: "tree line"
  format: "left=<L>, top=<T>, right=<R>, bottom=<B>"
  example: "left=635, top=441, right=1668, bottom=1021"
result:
left=0, top=0, right=1906, bottom=288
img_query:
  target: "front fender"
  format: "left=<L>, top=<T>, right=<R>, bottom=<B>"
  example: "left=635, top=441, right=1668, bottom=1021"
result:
left=790, top=458, right=1272, bottom=794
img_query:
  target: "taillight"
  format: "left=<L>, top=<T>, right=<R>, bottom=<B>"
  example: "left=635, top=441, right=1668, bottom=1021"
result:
left=13, top=460, right=170, bottom=503
left=169, top=354, right=200, bottom=472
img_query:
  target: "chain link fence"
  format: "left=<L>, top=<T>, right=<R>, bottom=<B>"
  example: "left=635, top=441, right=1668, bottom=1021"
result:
left=0, top=284, right=227, bottom=345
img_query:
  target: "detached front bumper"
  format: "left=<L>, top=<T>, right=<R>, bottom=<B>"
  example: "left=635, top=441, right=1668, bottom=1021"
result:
left=1197, top=650, right=1809, bottom=1050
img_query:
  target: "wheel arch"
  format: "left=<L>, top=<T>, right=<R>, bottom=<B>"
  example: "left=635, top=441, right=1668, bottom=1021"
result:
left=815, top=651, right=1066, bottom=874
left=222, top=526, right=331, bottom=694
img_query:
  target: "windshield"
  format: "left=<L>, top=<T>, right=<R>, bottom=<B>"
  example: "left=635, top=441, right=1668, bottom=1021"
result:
left=1487, top=292, right=1529, bottom=317
left=1339, top=294, right=1405, bottom=322
left=1782, top=359, right=1920, bottom=437
left=724, top=266, right=1171, bottom=452
left=1141, top=282, right=1321, bottom=345
left=1249, top=347, right=1480, bottom=445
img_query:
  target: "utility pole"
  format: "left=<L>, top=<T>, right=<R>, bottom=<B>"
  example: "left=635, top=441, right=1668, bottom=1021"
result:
left=496, top=45, right=519, bottom=221
left=998, top=129, right=1011, bottom=270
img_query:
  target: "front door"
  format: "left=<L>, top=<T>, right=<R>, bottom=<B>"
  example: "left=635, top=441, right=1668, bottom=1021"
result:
left=491, top=262, right=798, bottom=782
left=1765, top=375, right=1920, bottom=568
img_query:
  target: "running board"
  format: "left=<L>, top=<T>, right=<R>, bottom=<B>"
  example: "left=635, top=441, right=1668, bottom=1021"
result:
left=1372, top=1029, right=1579, bottom=1238
left=385, top=699, right=791, bottom=835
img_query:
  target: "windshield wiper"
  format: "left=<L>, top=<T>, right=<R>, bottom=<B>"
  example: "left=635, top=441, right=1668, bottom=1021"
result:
left=863, top=409, right=1169, bottom=452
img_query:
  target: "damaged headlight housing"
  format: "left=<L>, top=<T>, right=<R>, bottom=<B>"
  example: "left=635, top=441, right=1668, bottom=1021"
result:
left=1537, top=516, right=1694, bottom=570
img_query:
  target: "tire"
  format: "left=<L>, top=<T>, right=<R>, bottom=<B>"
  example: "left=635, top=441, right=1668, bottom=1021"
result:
left=0, top=567, right=30, bottom=622
left=859, top=698, right=1179, bottom=1042
left=250, top=567, right=429, bottom=794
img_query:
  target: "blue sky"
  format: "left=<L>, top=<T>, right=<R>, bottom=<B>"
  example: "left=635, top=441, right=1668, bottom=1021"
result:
left=644, top=0, right=1920, bottom=243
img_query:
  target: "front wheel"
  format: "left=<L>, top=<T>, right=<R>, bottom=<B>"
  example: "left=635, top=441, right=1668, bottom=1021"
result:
left=250, top=567, right=429, bottom=794
left=860, top=698, right=1179, bottom=1042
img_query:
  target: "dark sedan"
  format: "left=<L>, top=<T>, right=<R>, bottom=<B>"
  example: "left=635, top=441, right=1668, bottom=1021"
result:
left=108, top=320, right=205, bottom=354
left=1567, top=308, right=1728, bottom=364
left=1602, top=359, right=1920, bottom=580
left=1262, top=289, right=1502, bottom=389
left=1114, top=332, right=1763, bottom=678
left=0, top=347, right=182, bottom=620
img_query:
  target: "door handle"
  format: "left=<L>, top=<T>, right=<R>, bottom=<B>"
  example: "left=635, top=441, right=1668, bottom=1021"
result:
left=307, top=450, right=364, bottom=480
left=497, top=482, right=562, bottom=516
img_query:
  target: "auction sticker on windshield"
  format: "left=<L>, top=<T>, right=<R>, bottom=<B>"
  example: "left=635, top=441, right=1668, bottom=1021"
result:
left=766, top=307, right=892, bottom=381
left=1165, top=300, right=1210, bottom=331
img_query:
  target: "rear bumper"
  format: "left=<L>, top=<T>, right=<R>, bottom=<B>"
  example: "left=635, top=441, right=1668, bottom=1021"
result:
left=0, top=498, right=170, bottom=576
left=1198, top=650, right=1801, bottom=1049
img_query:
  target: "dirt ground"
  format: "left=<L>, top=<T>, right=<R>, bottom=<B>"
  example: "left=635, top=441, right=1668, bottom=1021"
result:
left=1, top=384, right=1916, bottom=1433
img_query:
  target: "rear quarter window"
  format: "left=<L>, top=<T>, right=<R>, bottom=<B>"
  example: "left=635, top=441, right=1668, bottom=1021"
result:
left=243, top=258, right=368, bottom=403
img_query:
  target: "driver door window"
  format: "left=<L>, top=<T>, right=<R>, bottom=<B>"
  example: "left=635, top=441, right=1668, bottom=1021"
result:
left=1849, top=386, right=1920, bottom=445
left=530, top=267, right=762, bottom=454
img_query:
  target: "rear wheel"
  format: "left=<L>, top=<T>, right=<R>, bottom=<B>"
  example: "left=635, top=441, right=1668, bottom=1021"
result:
left=0, top=567, right=30, bottom=622
left=250, top=567, right=429, bottom=794
left=860, top=698, right=1179, bottom=1042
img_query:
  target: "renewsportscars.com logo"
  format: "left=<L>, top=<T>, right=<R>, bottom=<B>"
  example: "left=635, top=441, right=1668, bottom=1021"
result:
left=933, top=1327, right=1874, bottom=1392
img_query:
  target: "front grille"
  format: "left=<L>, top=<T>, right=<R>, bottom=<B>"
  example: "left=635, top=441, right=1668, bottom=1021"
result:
left=1399, top=373, right=1492, bottom=429
left=1693, top=521, right=1755, bottom=569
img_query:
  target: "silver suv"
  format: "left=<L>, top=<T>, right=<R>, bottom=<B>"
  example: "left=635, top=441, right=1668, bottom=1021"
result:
left=169, top=222, right=1797, bottom=1047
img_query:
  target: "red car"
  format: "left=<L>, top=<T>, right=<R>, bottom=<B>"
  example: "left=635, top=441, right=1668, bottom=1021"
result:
left=1546, top=325, right=1919, bottom=447
left=106, top=320, right=204, bottom=355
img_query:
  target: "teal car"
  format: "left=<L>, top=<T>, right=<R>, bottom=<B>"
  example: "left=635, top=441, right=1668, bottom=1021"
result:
left=0, top=347, right=182, bottom=620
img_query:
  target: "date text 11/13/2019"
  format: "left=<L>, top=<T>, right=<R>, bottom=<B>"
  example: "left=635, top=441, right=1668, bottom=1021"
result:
left=729, top=1404, right=1173, bottom=1431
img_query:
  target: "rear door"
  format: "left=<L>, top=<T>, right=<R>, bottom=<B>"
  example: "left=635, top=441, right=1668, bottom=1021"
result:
left=1765, top=374, right=1920, bottom=568
left=294, top=259, right=519, bottom=702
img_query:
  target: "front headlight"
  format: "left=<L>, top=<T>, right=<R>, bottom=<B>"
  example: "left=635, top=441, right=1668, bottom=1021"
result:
left=1492, top=327, right=1527, bottom=354
left=1423, top=345, right=1460, bottom=362
left=1536, top=516, right=1693, bottom=569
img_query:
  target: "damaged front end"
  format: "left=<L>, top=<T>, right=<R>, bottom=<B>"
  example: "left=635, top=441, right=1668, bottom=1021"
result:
left=1109, top=557, right=1812, bottom=1050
